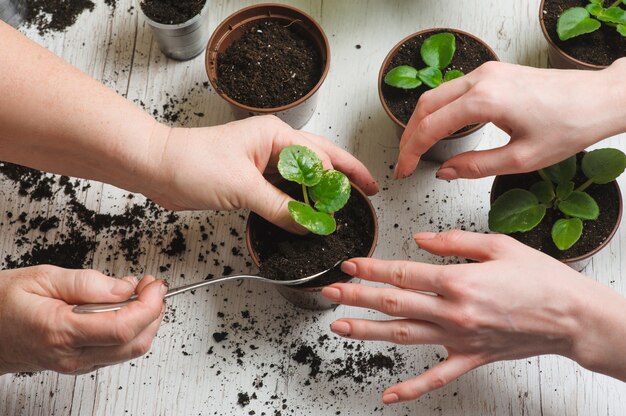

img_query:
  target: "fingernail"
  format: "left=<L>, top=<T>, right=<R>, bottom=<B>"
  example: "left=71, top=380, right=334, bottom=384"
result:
left=159, top=282, right=168, bottom=296
left=330, top=320, right=351, bottom=336
left=321, top=287, right=341, bottom=302
left=414, top=232, right=437, bottom=241
left=113, top=279, right=134, bottom=296
left=436, top=167, right=457, bottom=180
left=383, top=393, right=399, bottom=404
left=393, top=164, right=400, bottom=179
left=341, top=261, right=357, bottom=276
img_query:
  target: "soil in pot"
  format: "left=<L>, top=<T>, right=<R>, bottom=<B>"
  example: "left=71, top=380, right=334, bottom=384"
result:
left=543, top=0, right=626, bottom=67
left=216, top=20, right=322, bottom=109
left=249, top=184, right=375, bottom=288
left=492, top=154, right=621, bottom=260
left=140, top=0, right=205, bottom=25
left=381, top=30, right=495, bottom=129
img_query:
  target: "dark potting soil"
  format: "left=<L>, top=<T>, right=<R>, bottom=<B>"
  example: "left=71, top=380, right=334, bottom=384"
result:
left=249, top=184, right=375, bottom=288
left=543, top=0, right=626, bottom=67
left=491, top=154, right=621, bottom=260
left=140, top=0, right=204, bottom=25
left=217, top=20, right=323, bottom=109
left=381, top=30, right=496, bottom=128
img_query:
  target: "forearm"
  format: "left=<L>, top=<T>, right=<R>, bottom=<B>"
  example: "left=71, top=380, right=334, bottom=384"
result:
left=0, top=21, right=168, bottom=194
left=603, top=58, right=626, bottom=140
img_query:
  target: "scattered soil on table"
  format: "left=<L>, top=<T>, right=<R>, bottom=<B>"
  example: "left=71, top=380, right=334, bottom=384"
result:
left=217, top=20, right=323, bottom=108
left=381, top=30, right=496, bottom=129
left=491, top=154, right=621, bottom=260
left=249, top=184, right=375, bottom=288
left=543, top=0, right=626, bottom=67
left=140, top=0, right=204, bottom=25
left=23, top=0, right=117, bottom=36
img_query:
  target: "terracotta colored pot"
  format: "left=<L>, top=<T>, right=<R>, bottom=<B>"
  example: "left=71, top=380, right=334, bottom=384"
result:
left=245, top=183, right=378, bottom=310
left=538, top=0, right=606, bottom=70
left=490, top=173, right=622, bottom=271
left=378, top=28, right=499, bottom=163
left=205, top=4, right=330, bottom=129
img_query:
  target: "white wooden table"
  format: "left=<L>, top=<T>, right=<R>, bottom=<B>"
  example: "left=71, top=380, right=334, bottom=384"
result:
left=1, top=0, right=625, bottom=414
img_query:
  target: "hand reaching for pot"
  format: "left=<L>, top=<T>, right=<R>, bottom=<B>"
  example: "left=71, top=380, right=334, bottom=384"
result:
left=395, top=59, right=626, bottom=180
left=143, top=116, right=379, bottom=234
left=321, top=230, right=626, bottom=404
left=0, top=266, right=166, bottom=375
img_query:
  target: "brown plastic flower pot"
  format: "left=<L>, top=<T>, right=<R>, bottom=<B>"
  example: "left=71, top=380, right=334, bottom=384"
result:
left=205, top=4, right=330, bottom=129
left=490, top=172, right=622, bottom=271
left=245, top=183, right=378, bottom=310
left=378, top=28, right=499, bottom=163
left=539, top=0, right=607, bottom=70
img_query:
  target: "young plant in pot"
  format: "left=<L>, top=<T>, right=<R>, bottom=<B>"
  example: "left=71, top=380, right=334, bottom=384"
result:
left=139, top=0, right=210, bottom=61
left=206, top=4, right=330, bottom=129
left=540, top=0, right=626, bottom=69
left=379, top=29, right=499, bottom=163
left=489, top=148, right=625, bottom=271
left=245, top=145, right=378, bottom=310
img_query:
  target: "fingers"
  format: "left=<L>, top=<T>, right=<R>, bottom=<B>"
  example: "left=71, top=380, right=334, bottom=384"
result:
left=321, top=283, right=444, bottom=323
left=382, top=354, right=480, bottom=404
left=341, top=258, right=446, bottom=293
left=68, top=277, right=167, bottom=347
left=413, top=230, right=503, bottom=262
left=330, top=318, right=445, bottom=345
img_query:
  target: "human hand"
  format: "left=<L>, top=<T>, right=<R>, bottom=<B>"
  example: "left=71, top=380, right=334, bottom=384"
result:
left=320, top=230, right=623, bottom=404
left=395, top=59, right=626, bottom=180
left=145, top=116, right=379, bottom=234
left=0, top=266, right=166, bottom=375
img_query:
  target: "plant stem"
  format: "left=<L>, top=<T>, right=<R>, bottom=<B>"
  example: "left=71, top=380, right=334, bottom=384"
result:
left=576, top=178, right=595, bottom=192
left=537, top=169, right=555, bottom=191
left=610, top=0, right=622, bottom=8
left=302, top=184, right=310, bottom=206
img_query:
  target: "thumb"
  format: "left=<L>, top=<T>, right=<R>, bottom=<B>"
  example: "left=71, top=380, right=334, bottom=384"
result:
left=246, top=179, right=308, bottom=235
left=436, top=143, right=529, bottom=180
left=41, top=267, right=137, bottom=304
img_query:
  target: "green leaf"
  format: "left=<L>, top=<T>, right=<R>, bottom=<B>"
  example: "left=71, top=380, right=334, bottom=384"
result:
left=444, top=69, right=464, bottom=82
left=557, top=7, right=602, bottom=40
left=556, top=181, right=575, bottom=200
left=418, top=67, right=443, bottom=88
left=542, top=156, right=577, bottom=184
left=582, top=148, right=626, bottom=184
left=489, top=189, right=546, bottom=234
left=618, top=23, right=626, bottom=36
left=384, top=66, right=422, bottom=89
left=530, top=181, right=555, bottom=205
left=597, top=7, right=626, bottom=24
left=421, top=32, right=456, bottom=69
left=586, top=3, right=603, bottom=16
left=589, top=0, right=604, bottom=4
left=552, top=218, right=583, bottom=251
left=558, top=191, right=599, bottom=220
left=288, top=201, right=336, bottom=235
left=278, top=145, right=323, bottom=187
left=309, top=170, right=351, bottom=213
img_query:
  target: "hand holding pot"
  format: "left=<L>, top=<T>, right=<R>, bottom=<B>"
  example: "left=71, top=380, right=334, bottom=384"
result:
left=144, top=116, right=379, bottom=234
left=395, top=59, right=626, bottom=179
left=0, top=267, right=166, bottom=375
left=321, top=230, right=626, bottom=404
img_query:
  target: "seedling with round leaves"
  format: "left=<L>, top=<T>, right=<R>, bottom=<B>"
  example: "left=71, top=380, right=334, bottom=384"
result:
left=277, top=145, right=351, bottom=236
left=489, top=148, right=626, bottom=251
left=384, top=33, right=465, bottom=90
left=557, top=0, right=626, bottom=41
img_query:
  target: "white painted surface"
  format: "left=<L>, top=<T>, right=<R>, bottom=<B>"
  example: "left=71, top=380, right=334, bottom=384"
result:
left=1, top=0, right=625, bottom=415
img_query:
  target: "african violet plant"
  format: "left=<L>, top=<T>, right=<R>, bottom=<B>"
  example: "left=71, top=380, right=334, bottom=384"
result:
left=384, top=33, right=464, bottom=90
left=277, top=145, right=350, bottom=236
left=489, top=149, right=626, bottom=251
left=557, top=0, right=626, bottom=41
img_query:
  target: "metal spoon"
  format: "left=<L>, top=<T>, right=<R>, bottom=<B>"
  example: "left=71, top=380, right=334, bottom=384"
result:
left=72, top=261, right=343, bottom=314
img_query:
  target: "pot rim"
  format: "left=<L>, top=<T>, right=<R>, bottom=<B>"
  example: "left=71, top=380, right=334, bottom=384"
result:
left=538, top=0, right=607, bottom=70
left=244, top=182, right=379, bottom=291
left=377, top=27, right=500, bottom=141
left=139, top=0, right=209, bottom=29
left=205, top=3, right=331, bottom=113
left=489, top=173, right=623, bottom=265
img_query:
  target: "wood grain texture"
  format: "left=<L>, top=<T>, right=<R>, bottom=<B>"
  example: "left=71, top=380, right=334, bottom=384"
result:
left=1, top=0, right=625, bottom=415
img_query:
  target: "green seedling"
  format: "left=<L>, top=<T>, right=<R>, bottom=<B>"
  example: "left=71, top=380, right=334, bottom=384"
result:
left=557, top=0, right=626, bottom=41
left=277, top=145, right=351, bottom=235
left=489, top=148, right=626, bottom=251
left=384, top=32, right=465, bottom=90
